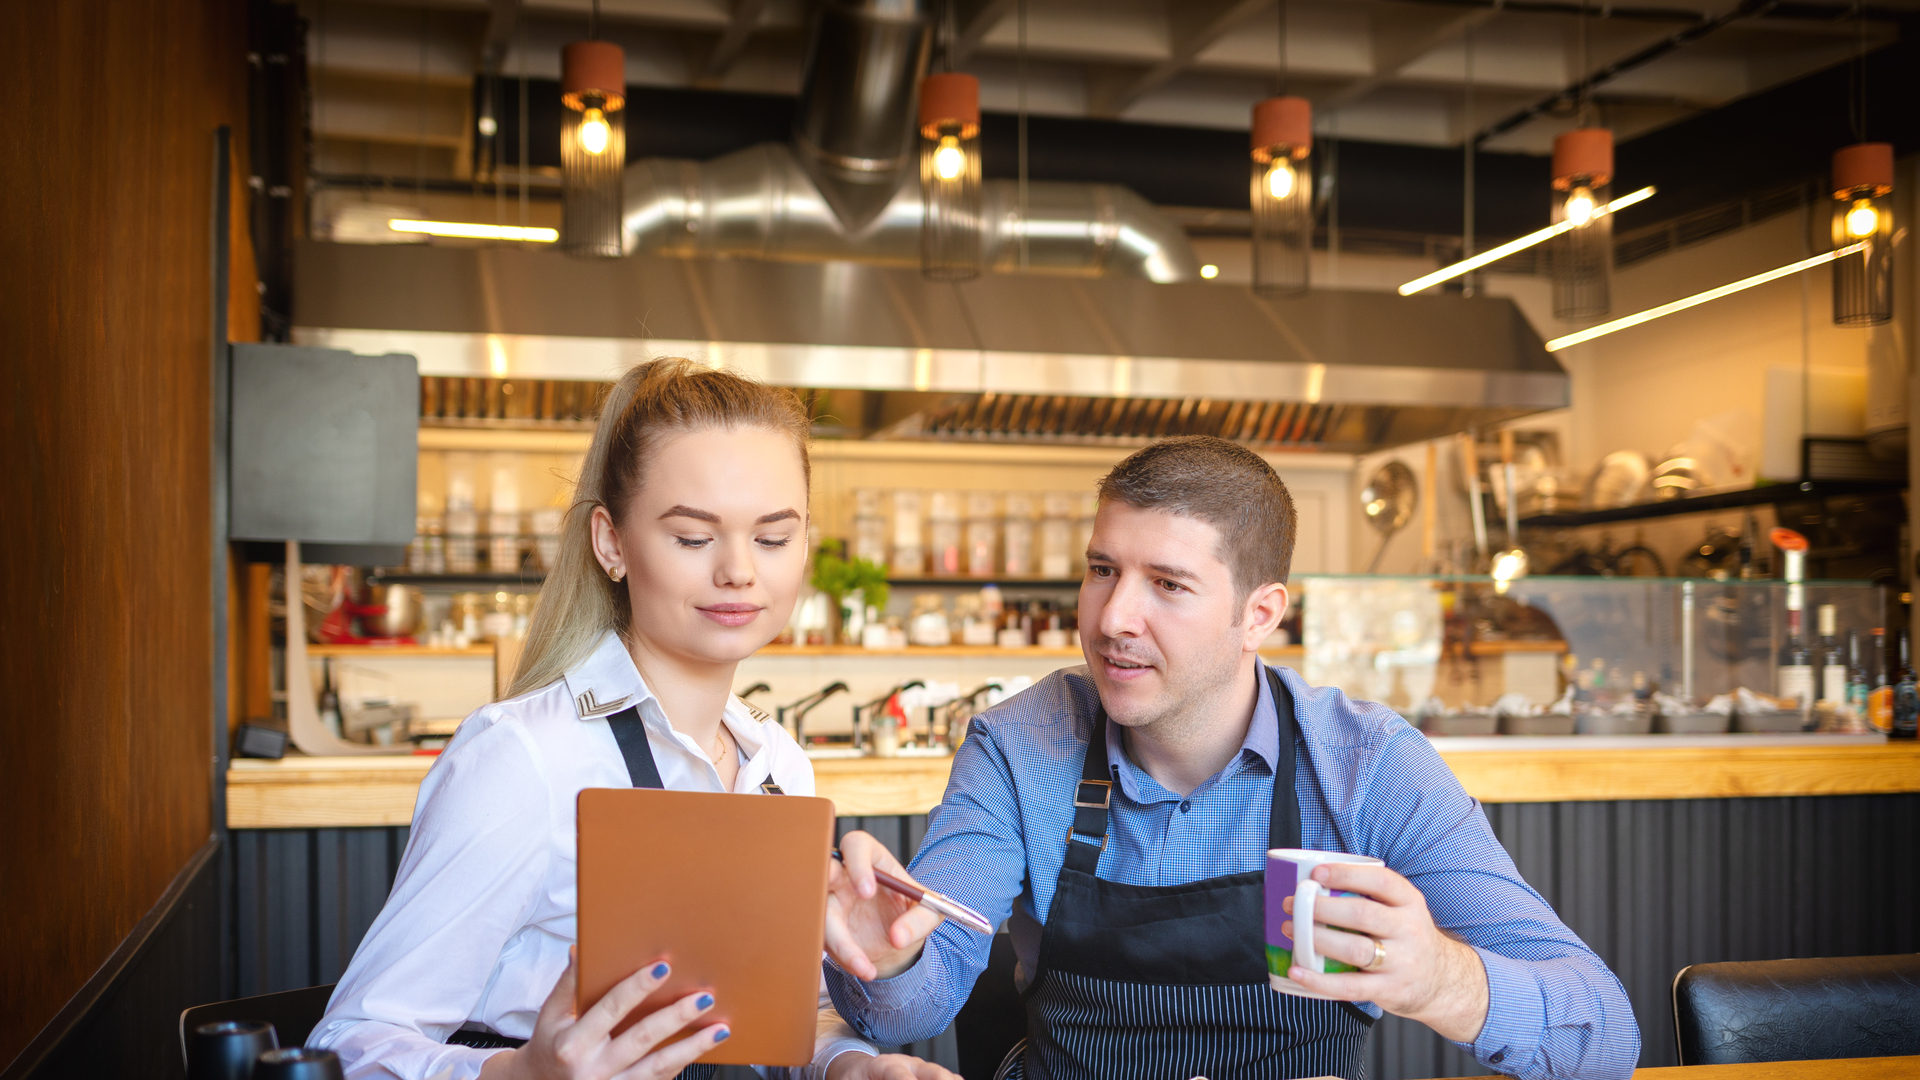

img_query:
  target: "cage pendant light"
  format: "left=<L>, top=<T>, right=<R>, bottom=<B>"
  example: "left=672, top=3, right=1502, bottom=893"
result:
left=1548, top=128, right=1614, bottom=320
left=1251, top=96, right=1312, bottom=296
left=1831, top=143, right=1893, bottom=326
left=559, top=40, right=626, bottom=257
left=919, top=73, right=983, bottom=280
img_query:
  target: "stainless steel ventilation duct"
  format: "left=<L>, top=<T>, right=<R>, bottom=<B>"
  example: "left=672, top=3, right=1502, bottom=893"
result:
left=623, top=145, right=1199, bottom=282
left=617, top=0, right=1201, bottom=282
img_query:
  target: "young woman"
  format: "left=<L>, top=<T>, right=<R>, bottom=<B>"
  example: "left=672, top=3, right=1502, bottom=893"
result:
left=312, top=361, right=955, bottom=1080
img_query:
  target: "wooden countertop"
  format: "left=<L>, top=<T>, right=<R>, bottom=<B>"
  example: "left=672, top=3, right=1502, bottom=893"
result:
left=226, top=736, right=1920, bottom=830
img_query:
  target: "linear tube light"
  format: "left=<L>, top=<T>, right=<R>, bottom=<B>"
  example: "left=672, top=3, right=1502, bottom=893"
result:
left=1397, top=186, right=1655, bottom=296
left=1544, top=243, right=1867, bottom=352
left=388, top=219, right=559, bottom=242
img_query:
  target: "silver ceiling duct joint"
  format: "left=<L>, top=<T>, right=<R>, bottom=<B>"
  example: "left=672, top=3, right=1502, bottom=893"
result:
left=618, top=0, right=1199, bottom=282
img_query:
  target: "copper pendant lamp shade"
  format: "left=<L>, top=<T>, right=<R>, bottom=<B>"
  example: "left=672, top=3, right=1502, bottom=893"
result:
left=1831, top=142, right=1893, bottom=326
left=918, top=73, right=983, bottom=280
left=1549, top=127, right=1614, bottom=321
left=560, top=40, right=626, bottom=258
left=1250, top=96, right=1312, bottom=296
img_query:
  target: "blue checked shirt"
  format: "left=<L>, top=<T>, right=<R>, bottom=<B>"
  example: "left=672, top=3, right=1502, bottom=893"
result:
left=823, top=662, right=1640, bottom=1080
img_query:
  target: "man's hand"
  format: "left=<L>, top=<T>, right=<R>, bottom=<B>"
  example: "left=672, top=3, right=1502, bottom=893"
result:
left=1281, top=862, right=1490, bottom=1044
left=825, top=831, right=944, bottom=981
left=826, top=1052, right=962, bottom=1080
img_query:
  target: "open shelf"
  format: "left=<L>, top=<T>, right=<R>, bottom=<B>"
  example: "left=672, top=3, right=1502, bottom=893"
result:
left=1519, top=479, right=1902, bottom=529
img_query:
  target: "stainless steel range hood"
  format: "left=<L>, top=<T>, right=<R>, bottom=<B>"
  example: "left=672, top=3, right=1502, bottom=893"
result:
left=292, top=239, right=1566, bottom=453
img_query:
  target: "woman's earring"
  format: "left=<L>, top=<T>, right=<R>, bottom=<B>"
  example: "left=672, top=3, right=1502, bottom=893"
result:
left=608, top=566, right=624, bottom=583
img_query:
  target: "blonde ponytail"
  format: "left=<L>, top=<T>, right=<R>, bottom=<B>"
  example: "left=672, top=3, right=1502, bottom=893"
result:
left=505, top=359, right=810, bottom=699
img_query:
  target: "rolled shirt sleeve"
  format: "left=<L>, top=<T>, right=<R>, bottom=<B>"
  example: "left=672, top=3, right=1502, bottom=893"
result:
left=310, top=714, right=554, bottom=1080
left=824, top=718, right=1030, bottom=1047
left=1335, top=721, right=1640, bottom=1080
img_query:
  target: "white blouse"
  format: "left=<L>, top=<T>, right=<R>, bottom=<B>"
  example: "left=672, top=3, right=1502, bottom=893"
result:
left=311, top=630, right=872, bottom=1080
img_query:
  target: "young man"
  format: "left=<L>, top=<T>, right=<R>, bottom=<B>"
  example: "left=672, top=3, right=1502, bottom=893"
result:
left=822, top=437, right=1638, bottom=1080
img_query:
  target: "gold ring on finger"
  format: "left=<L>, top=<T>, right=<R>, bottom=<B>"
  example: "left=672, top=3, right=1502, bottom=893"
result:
left=1362, top=938, right=1387, bottom=970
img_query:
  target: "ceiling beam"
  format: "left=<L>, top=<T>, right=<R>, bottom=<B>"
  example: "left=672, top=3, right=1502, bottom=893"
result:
left=1319, top=5, right=1502, bottom=108
left=478, top=0, right=522, bottom=75
left=1085, top=0, right=1275, bottom=119
left=693, top=0, right=765, bottom=87
left=1475, top=0, right=1775, bottom=143
left=951, top=0, right=1019, bottom=64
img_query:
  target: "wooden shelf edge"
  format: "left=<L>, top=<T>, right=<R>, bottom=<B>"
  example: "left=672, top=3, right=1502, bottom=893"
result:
left=227, top=741, right=1920, bottom=829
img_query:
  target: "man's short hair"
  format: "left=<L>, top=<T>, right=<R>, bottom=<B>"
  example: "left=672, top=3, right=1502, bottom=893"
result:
left=1097, top=436, right=1297, bottom=601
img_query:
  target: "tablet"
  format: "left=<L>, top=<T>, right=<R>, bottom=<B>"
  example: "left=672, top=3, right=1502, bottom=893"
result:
left=577, top=787, right=836, bottom=1067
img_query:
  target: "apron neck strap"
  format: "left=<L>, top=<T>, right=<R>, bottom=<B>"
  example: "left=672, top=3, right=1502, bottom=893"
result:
left=607, top=707, right=666, bottom=789
left=1068, top=665, right=1303, bottom=875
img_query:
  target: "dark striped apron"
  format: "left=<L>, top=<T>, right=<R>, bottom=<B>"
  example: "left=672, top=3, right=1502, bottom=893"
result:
left=450, top=707, right=721, bottom=1080
left=1001, top=668, right=1372, bottom=1080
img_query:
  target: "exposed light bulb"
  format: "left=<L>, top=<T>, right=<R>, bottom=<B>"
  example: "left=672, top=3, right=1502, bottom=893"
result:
left=1565, top=186, right=1596, bottom=227
left=1846, top=199, right=1879, bottom=238
left=477, top=115, right=497, bottom=137
left=1200, top=264, right=1220, bottom=279
left=580, top=108, right=610, bottom=155
left=933, top=135, right=965, bottom=181
left=1267, top=160, right=1296, bottom=199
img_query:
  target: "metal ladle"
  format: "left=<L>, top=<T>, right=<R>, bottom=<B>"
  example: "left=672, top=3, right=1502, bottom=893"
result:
left=1490, top=429, right=1530, bottom=584
left=1361, top=461, right=1418, bottom=573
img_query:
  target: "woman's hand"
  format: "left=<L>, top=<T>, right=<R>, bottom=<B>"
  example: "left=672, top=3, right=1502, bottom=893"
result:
left=826, top=1052, right=963, bottom=1080
left=824, top=831, right=945, bottom=981
left=480, top=949, right=730, bottom=1080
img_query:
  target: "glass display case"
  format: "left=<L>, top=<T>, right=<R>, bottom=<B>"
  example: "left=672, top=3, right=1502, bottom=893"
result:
left=1298, top=575, right=1893, bottom=736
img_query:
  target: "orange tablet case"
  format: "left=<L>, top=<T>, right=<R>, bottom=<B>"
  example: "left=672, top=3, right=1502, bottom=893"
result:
left=576, top=788, right=836, bottom=1066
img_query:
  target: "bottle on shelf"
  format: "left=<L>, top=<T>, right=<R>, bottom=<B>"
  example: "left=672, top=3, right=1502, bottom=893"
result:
left=1844, top=629, right=1869, bottom=719
left=1776, top=611, right=1813, bottom=712
left=1773, top=533, right=1811, bottom=713
left=1893, top=628, right=1918, bottom=740
left=1867, top=627, right=1893, bottom=733
left=1816, top=604, right=1846, bottom=707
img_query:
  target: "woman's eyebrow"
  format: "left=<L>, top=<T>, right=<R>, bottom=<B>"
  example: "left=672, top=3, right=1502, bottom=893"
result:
left=660, top=505, right=720, bottom=523
left=658, top=505, right=801, bottom=525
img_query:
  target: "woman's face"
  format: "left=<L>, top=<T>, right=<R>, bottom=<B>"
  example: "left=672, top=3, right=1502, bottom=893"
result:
left=590, top=425, right=809, bottom=666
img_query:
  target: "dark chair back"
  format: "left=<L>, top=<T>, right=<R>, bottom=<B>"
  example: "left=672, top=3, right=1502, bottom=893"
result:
left=954, top=932, right=1026, bottom=1080
left=1673, top=954, right=1920, bottom=1065
left=180, top=984, right=338, bottom=1069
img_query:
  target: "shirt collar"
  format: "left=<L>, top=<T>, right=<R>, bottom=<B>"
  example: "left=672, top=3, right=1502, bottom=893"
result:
left=1105, top=659, right=1282, bottom=804
left=562, top=628, right=774, bottom=762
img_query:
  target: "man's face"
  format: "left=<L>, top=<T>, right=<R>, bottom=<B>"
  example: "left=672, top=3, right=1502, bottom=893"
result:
left=1079, top=500, right=1283, bottom=733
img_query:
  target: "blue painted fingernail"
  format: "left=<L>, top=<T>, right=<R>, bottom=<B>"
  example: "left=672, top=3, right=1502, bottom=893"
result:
left=714, top=1027, right=731, bottom=1043
left=652, top=963, right=669, bottom=979
left=696, top=993, right=714, bottom=1010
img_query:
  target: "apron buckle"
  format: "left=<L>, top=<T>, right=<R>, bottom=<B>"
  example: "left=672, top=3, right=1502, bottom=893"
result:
left=1072, top=780, right=1112, bottom=809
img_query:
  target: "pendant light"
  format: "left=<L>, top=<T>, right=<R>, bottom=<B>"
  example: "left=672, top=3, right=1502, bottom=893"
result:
left=1831, top=143, right=1893, bottom=326
left=919, top=72, right=982, bottom=279
left=1251, top=97, right=1312, bottom=296
left=559, top=27, right=625, bottom=258
left=1252, top=2, right=1310, bottom=295
left=1548, top=127, right=1613, bottom=319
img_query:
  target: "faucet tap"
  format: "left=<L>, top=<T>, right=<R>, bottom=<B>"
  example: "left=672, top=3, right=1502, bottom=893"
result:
left=780, top=681, right=848, bottom=744
left=853, top=680, right=925, bottom=749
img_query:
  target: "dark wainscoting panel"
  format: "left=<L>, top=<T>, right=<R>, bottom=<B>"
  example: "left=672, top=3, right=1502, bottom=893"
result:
left=1364, top=793, right=1920, bottom=1080
left=233, top=795, right=1920, bottom=1079
left=11, top=840, right=223, bottom=1080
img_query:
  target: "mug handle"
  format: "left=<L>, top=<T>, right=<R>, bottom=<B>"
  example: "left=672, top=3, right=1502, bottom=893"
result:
left=1294, top=879, right=1322, bottom=974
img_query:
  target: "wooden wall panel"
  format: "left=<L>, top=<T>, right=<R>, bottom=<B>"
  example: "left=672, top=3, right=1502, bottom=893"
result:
left=0, top=0, right=246, bottom=1067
